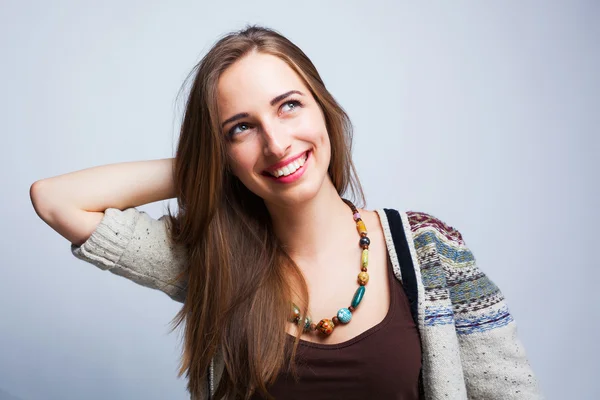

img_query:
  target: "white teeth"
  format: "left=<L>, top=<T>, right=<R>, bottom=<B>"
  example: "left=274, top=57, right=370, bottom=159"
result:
left=269, top=152, right=309, bottom=178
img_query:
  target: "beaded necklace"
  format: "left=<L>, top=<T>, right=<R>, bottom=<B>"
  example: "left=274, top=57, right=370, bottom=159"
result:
left=289, top=198, right=370, bottom=337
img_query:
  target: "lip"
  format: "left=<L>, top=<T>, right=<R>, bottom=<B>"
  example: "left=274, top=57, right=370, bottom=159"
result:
left=263, top=151, right=309, bottom=174
left=263, top=150, right=310, bottom=184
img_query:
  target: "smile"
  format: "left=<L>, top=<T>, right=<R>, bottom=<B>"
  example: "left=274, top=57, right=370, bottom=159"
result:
left=262, top=150, right=311, bottom=183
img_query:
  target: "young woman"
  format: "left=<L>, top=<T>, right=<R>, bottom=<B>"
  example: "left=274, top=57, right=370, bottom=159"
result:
left=31, top=25, right=541, bottom=400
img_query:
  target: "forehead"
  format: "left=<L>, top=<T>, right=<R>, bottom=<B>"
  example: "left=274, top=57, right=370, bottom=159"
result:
left=217, top=52, right=307, bottom=110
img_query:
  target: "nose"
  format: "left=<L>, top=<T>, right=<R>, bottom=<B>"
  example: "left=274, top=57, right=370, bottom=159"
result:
left=261, top=121, right=291, bottom=159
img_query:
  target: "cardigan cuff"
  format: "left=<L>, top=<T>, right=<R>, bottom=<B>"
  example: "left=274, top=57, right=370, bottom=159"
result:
left=70, top=207, right=140, bottom=271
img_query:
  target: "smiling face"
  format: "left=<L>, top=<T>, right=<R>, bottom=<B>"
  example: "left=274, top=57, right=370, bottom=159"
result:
left=217, top=51, right=332, bottom=206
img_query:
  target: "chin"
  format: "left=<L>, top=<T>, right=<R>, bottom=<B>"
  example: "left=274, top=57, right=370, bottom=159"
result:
left=250, top=170, right=328, bottom=208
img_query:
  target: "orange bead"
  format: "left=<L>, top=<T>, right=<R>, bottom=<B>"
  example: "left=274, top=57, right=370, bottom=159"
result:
left=358, top=271, right=369, bottom=286
left=316, top=319, right=335, bottom=335
left=356, top=220, right=367, bottom=236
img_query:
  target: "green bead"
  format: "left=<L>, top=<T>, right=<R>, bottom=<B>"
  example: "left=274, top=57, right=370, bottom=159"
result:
left=361, top=249, right=369, bottom=268
left=302, top=317, right=312, bottom=331
left=351, top=286, right=365, bottom=308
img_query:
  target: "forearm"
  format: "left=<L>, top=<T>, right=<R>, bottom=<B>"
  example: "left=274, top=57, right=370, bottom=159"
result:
left=30, top=158, right=176, bottom=245
left=31, top=158, right=176, bottom=212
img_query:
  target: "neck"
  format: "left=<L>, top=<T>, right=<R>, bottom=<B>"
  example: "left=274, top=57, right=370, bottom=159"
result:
left=265, top=178, right=358, bottom=265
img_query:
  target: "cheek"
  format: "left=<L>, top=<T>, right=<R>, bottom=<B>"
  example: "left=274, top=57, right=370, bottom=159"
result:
left=311, top=109, right=329, bottom=142
left=299, top=112, right=328, bottom=144
left=307, top=119, right=329, bottom=152
left=227, top=147, right=257, bottom=178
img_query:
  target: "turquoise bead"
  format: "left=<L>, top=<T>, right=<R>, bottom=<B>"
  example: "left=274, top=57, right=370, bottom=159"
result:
left=351, top=286, right=366, bottom=308
left=337, top=308, right=352, bottom=324
left=303, top=317, right=312, bottom=331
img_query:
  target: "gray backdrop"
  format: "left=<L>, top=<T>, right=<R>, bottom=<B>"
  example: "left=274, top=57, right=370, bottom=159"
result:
left=2, top=1, right=598, bottom=399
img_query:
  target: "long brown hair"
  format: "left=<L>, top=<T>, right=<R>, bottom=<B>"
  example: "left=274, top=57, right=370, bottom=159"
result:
left=164, top=24, right=365, bottom=399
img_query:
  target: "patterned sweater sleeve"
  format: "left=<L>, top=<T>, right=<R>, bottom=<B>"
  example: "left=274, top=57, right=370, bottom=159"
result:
left=412, top=212, right=543, bottom=399
left=70, top=207, right=188, bottom=303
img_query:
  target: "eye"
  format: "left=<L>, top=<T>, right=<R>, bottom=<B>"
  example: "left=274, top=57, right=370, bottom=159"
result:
left=226, top=99, right=304, bottom=139
left=281, top=99, right=303, bottom=113
left=227, top=123, right=251, bottom=138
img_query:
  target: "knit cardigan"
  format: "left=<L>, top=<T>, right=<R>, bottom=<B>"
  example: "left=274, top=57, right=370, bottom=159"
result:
left=70, top=207, right=543, bottom=399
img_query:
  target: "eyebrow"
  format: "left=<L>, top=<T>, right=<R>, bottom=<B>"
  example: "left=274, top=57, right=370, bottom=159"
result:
left=220, top=90, right=304, bottom=129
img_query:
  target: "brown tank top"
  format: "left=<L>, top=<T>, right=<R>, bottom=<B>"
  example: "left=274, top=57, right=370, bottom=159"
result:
left=250, top=257, right=422, bottom=399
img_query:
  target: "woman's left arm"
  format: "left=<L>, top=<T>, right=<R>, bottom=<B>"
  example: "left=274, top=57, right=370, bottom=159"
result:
left=442, top=225, right=543, bottom=399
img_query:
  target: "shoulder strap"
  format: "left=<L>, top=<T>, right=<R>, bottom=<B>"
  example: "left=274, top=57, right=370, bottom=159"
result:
left=383, top=208, right=419, bottom=325
left=383, top=208, right=425, bottom=399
